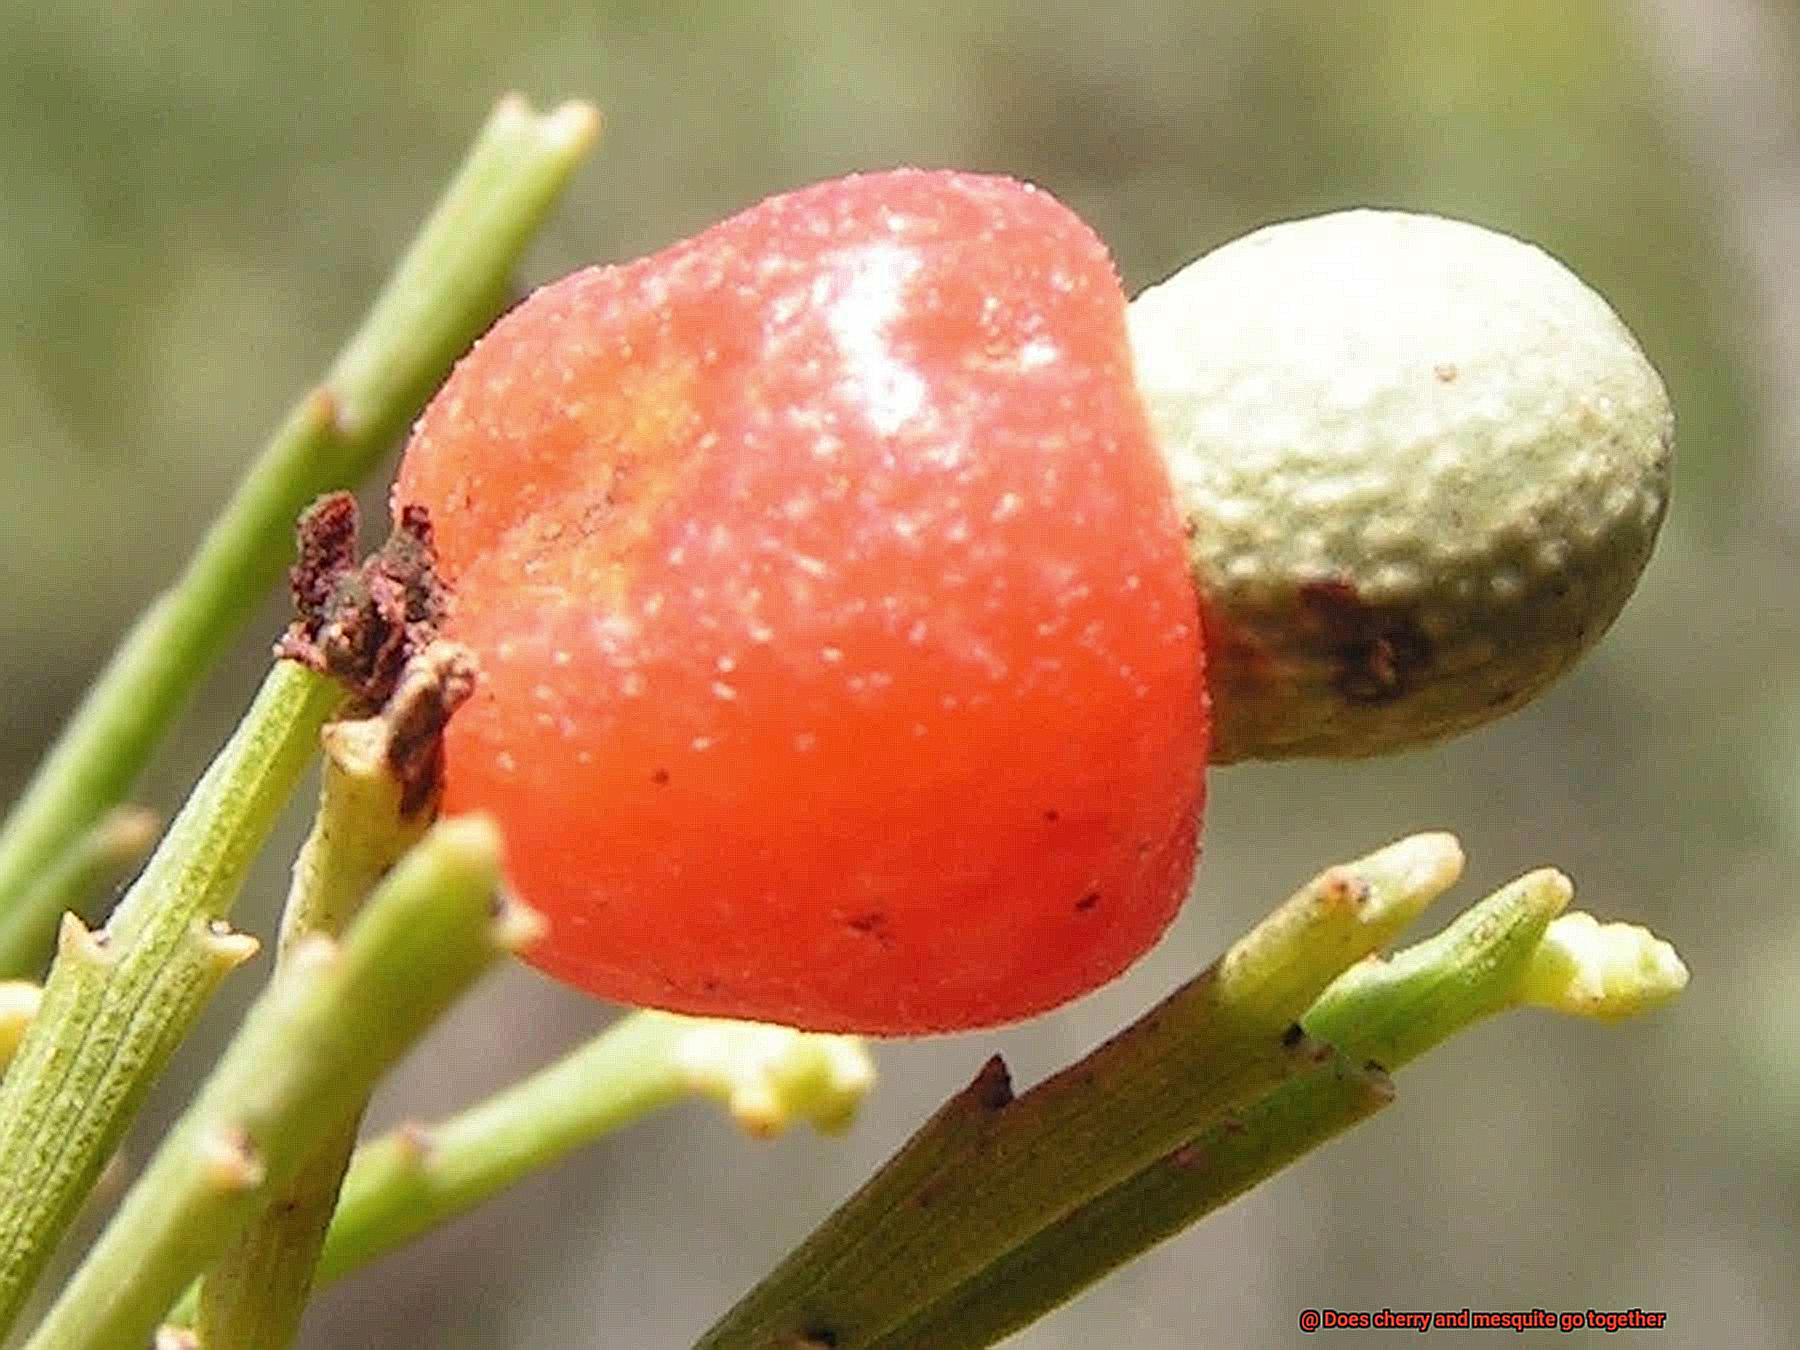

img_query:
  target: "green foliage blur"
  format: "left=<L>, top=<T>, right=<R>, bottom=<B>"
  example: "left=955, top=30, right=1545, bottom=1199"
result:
left=2, top=3, right=1795, bottom=1347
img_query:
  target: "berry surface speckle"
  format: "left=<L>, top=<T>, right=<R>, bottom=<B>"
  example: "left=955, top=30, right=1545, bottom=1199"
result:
left=396, top=170, right=1209, bottom=1033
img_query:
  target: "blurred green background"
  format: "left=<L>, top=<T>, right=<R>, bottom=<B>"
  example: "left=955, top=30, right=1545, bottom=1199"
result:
left=3, top=2, right=1797, bottom=1346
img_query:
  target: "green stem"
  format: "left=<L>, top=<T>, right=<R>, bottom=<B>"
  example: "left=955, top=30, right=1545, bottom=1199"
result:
left=195, top=706, right=439, bottom=1349
left=0, top=94, right=600, bottom=968
left=693, top=833, right=1467, bottom=1350
left=162, top=1010, right=875, bottom=1327
left=0, top=661, right=341, bottom=1339
left=21, top=817, right=534, bottom=1350
left=860, top=870, right=1642, bottom=1350
left=323, top=1012, right=695, bottom=1286
left=0, top=807, right=158, bottom=981
left=866, top=1056, right=1396, bottom=1350
left=317, top=1012, right=872, bottom=1287
left=1302, top=868, right=1572, bottom=1062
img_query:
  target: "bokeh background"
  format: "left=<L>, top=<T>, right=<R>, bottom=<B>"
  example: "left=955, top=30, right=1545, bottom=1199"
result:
left=4, top=2, right=1797, bottom=1346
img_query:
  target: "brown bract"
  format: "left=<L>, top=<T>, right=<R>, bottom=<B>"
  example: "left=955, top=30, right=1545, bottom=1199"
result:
left=277, top=493, right=450, bottom=708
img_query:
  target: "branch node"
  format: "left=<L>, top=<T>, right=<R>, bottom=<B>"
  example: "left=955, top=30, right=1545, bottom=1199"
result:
left=969, top=1054, right=1014, bottom=1111
left=57, top=911, right=116, bottom=969
left=200, top=1127, right=267, bottom=1193
left=1165, top=1142, right=1206, bottom=1171
left=302, top=384, right=345, bottom=438
left=394, top=1121, right=436, bottom=1166
left=195, top=919, right=261, bottom=972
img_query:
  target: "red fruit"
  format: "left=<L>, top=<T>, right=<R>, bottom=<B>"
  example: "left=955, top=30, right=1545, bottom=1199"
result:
left=394, top=169, right=1207, bottom=1034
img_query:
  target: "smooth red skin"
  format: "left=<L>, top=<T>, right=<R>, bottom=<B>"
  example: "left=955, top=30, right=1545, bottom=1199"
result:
left=395, top=170, right=1208, bottom=1034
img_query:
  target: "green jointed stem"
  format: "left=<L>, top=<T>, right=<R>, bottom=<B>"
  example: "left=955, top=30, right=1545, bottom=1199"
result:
left=164, top=849, right=1680, bottom=1345
left=862, top=869, right=1584, bottom=1350
left=196, top=709, right=440, bottom=1350
left=314, top=1012, right=871, bottom=1285
left=0, top=94, right=600, bottom=973
left=23, top=817, right=533, bottom=1350
left=102, top=664, right=342, bottom=953
left=1303, top=868, right=1573, bottom=1062
left=159, top=1009, right=873, bottom=1328
left=693, top=833, right=1467, bottom=1350
left=867, top=1057, right=1395, bottom=1350
left=0, top=661, right=340, bottom=1340
left=320, top=1011, right=695, bottom=1285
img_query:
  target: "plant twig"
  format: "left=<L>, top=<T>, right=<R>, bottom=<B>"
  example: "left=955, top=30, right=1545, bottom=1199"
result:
left=317, top=1012, right=874, bottom=1287
left=0, top=661, right=339, bottom=1338
left=0, top=807, right=157, bottom=981
left=194, top=647, right=471, bottom=1350
left=863, top=871, right=1687, bottom=1350
left=0, top=94, right=600, bottom=966
left=21, top=816, right=536, bottom=1350
left=161, top=1010, right=874, bottom=1327
left=866, top=1055, right=1395, bottom=1350
left=693, top=833, right=1466, bottom=1350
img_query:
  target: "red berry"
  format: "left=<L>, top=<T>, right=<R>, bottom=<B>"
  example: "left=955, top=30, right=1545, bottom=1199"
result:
left=395, top=169, right=1208, bottom=1033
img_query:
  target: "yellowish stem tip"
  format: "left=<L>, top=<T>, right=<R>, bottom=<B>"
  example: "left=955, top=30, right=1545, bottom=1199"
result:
left=492, top=92, right=602, bottom=154
left=1515, top=911, right=1689, bottom=1021
left=668, top=1016, right=876, bottom=1138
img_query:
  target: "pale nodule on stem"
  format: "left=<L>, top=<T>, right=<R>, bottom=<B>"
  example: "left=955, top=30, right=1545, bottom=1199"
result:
left=0, top=94, right=600, bottom=974
left=668, top=1016, right=875, bottom=1139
